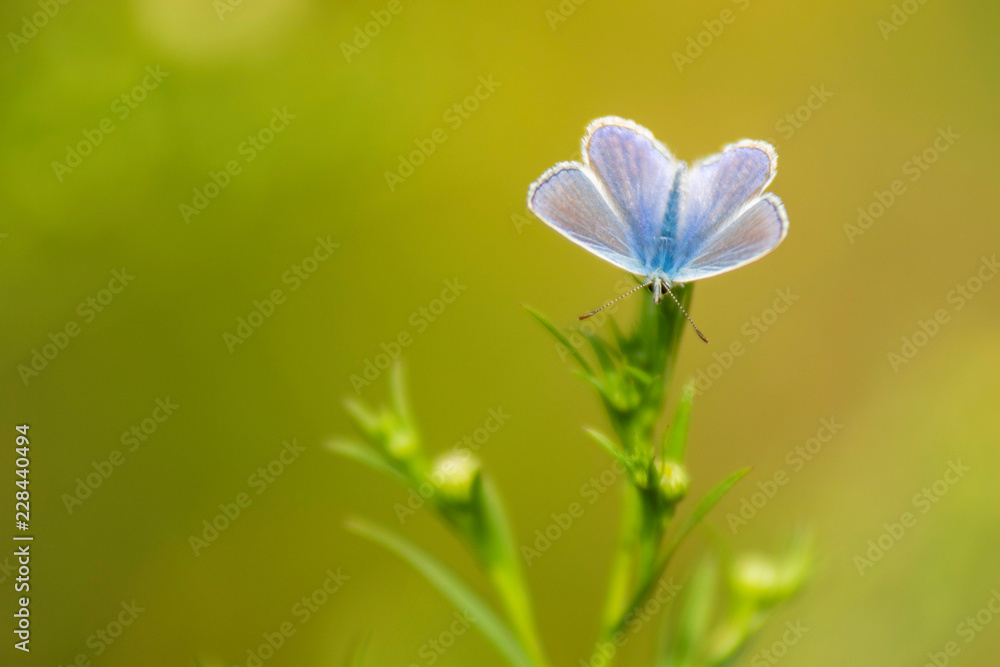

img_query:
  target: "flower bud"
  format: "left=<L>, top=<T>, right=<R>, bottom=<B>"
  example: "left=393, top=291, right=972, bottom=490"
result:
left=430, top=451, right=481, bottom=506
left=385, top=424, right=419, bottom=463
left=655, top=460, right=690, bottom=504
left=631, top=464, right=651, bottom=490
left=731, top=554, right=780, bottom=602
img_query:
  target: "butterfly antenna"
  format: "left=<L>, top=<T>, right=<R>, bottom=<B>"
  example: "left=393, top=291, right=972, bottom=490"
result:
left=578, top=281, right=653, bottom=320
left=662, top=284, right=709, bottom=343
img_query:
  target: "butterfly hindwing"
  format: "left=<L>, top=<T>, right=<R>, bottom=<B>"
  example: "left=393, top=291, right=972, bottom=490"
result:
left=671, top=192, right=789, bottom=283
left=668, top=140, right=778, bottom=278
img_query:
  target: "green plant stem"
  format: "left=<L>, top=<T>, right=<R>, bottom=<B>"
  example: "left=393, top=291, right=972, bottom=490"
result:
left=637, top=495, right=665, bottom=587
left=479, top=479, right=551, bottom=667
left=485, top=558, right=549, bottom=667
left=599, top=483, right=640, bottom=639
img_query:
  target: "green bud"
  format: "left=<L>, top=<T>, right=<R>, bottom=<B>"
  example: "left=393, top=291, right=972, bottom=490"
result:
left=731, top=554, right=780, bottom=601
left=385, top=423, right=419, bottom=462
left=631, top=464, right=651, bottom=490
left=730, top=535, right=813, bottom=607
left=655, top=459, right=690, bottom=503
left=431, top=451, right=481, bottom=506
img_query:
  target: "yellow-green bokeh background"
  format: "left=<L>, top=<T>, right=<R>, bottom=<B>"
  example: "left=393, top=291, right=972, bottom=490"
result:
left=2, top=0, right=999, bottom=665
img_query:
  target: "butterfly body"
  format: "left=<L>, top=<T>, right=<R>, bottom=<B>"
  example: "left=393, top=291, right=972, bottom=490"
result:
left=527, top=117, right=789, bottom=303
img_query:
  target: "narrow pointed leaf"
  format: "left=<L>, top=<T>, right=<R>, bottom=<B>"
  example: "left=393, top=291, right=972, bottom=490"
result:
left=622, top=365, right=655, bottom=387
left=585, top=333, right=620, bottom=377
left=479, top=479, right=550, bottom=667
left=608, top=317, right=628, bottom=350
left=346, top=518, right=533, bottom=667
left=584, top=427, right=629, bottom=469
left=389, top=362, right=412, bottom=423
left=343, top=398, right=381, bottom=435
left=662, top=468, right=750, bottom=560
left=522, top=304, right=594, bottom=375
left=342, top=633, right=371, bottom=667
left=662, top=556, right=717, bottom=667
left=574, top=371, right=610, bottom=401
left=666, top=381, right=696, bottom=463
left=326, top=439, right=409, bottom=485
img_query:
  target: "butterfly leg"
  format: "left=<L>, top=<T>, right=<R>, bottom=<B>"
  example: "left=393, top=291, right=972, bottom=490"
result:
left=652, top=278, right=663, bottom=304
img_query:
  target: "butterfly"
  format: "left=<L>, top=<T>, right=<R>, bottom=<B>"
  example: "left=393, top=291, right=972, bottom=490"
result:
left=527, top=116, right=789, bottom=342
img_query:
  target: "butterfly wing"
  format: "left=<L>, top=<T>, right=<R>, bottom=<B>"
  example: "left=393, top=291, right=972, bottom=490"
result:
left=581, top=117, right=682, bottom=267
left=528, top=162, right=649, bottom=275
left=667, top=140, right=788, bottom=282
left=671, top=193, right=789, bottom=283
left=528, top=117, right=682, bottom=276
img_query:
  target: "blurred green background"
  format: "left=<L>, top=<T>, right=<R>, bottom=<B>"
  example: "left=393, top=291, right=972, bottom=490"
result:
left=2, top=0, right=999, bottom=664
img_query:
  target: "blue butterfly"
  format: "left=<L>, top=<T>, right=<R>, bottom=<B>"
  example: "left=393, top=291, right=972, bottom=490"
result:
left=527, top=116, right=789, bottom=341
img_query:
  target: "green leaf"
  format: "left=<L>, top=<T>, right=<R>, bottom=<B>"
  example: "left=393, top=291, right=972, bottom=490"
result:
left=661, top=468, right=750, bottom=566
left=666, top=381, right=696, bottom=463
left=608, top=317, right=628, bottom=350
left=346, top=518, right=534, bottom=667
left=478, top=479, right=550, bottom=667
left=343, top=398, right=381, bottom=435
left=389, top=363, right=412, bottom=423
left=326, top=439, right=410, bottom=485
left=585, top=333, right=620, bottom=378
left=574, top=371, right=611, bottom=403
left=662, top=555, right=717, bottom=667
left=612, top=468, right=749, bottom=634
left=584, top=427, right=629, bottom=470
left=522, top=304, right=594, bottom=376
left=622, top=365, right=655, bottom=387
left=341, top=633, right=371, bottom=667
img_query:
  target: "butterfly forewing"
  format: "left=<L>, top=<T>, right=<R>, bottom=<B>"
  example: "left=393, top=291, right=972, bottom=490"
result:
left=583, top=117, right=681, bottom=265
left=528, top=162, right=649, bottom=275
